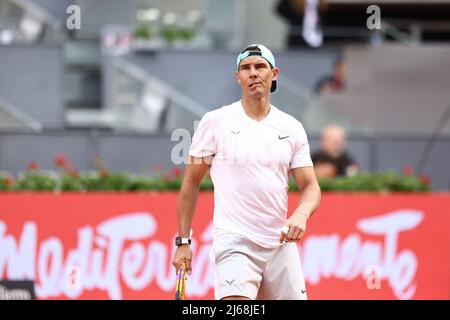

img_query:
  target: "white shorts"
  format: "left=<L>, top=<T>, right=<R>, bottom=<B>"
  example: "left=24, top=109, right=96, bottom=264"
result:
left=213, top=232, right=307, bottom=300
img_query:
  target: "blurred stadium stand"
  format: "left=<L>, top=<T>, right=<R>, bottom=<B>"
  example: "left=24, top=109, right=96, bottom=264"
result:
left=0, top=0, right=449, bottom=189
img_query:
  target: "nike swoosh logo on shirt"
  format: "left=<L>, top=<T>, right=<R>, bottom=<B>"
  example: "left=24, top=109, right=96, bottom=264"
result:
left=231, top=130, right=240, bottom=135
left=278, top=135, right=290, bottom=140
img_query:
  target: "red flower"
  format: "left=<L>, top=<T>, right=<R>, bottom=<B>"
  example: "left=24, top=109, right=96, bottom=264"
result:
left=420, top=174, right=431, bottom=186
left=170, top=167, right=182, bottom=178
left=3, top=177, right=14, bottom=187
left=54, top=154, right=67, bottom=168
left=27, top=161, right=40, bottom=171
left=402, top=165, right=414, bottom=176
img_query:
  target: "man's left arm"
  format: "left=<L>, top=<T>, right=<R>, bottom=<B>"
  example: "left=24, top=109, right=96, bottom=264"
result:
left=280, top=166, right=321, bottom=243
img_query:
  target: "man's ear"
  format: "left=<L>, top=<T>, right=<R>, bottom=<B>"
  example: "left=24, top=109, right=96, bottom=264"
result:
left=272, top=67, right=280, bottom=81
left=235, top=71, right=241, bottom=84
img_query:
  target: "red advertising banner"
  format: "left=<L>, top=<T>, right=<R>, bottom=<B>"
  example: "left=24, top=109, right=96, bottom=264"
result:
left=0, top=193, right=449, bottom=300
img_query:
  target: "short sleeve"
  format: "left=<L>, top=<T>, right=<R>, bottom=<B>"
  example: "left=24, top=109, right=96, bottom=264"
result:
left=189, top=113, right=216, bottom=158
left=290, top=122, right=313, bottom=169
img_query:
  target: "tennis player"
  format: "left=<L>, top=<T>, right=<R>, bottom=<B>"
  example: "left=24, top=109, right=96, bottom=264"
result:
left=172, top=44, right=321, bottom=300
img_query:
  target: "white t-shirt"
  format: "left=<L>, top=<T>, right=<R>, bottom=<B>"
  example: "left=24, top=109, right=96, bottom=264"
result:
left=189, top=100, right=313, bottom=248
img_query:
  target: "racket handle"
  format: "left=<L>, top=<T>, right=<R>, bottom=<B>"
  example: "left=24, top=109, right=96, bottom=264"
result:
left=175, top=263, right=187, bottom=300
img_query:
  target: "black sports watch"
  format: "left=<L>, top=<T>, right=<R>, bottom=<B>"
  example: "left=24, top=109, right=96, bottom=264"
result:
left=175, top=237, right=191, bottom=246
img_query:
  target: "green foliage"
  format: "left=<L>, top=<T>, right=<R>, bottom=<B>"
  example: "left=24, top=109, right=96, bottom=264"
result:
left=288, top=171, right=429, bottom=192
left=161, top=25, right=179, bottom=43
left=199, top=177, right=214, bottom=191
left=1, top=171, right=430, bottom=193
left=133, top=22, right=197, bottom=45
left=0, top=176, right=13, bottom=191
left=13, top=171, right=58, bottom=191
left=178, top=27, right=195, bottom=40
left=161, top=25, right=195, bottom=43
left=0, top=155, right=429, bottom=193
left=133, top=25, right=154, bottom=39
left=80, top=173, right=130, bottom=191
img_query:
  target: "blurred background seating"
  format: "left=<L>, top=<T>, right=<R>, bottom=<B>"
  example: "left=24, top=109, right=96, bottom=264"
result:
left=0, top=0, right=449, bottom=189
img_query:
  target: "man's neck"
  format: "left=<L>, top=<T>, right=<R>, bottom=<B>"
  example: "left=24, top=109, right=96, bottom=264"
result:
left=241, top=95, right=271, bottom=121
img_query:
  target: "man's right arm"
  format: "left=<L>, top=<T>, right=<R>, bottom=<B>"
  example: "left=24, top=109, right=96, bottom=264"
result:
left=172, top=155, right=211, bottom=274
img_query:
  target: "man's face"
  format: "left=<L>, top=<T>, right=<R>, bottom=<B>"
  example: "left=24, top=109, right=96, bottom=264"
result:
left=321, top=127, right=345, bottom=158
left=235, top=56, right=278, bottom=98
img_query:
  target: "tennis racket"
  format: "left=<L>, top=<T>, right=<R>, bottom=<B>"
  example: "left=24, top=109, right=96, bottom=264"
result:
left=175, top=262, right=187, bottom=300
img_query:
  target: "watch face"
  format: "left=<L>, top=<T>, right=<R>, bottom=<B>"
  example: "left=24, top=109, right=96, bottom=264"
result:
left=175, top=237, right=191, bottom=246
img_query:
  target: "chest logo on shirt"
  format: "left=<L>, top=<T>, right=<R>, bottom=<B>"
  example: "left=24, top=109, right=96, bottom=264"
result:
left=278, top=134, right=290, bottom=140
left=231, top=130, right=240, bottom=135
left=226, top=279, right=235, bottom=286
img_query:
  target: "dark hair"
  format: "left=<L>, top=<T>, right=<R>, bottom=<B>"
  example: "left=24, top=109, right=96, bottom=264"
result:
left=239, top=45, right=274, bottom=69
left=240, top=45, right=261, bottom=54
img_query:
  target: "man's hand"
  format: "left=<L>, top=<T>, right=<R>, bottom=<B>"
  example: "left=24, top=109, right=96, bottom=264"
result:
left=172, top=245, right=193, bottom=275
left=279, top=211, right=309, bottom=243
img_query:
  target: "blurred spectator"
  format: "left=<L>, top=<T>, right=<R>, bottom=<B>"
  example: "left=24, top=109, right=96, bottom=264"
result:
left=276, top=0, right=328, bottom=48
left=314, top=57, right=346, bottom=95
left=312, top=124, right=359, bottom=178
